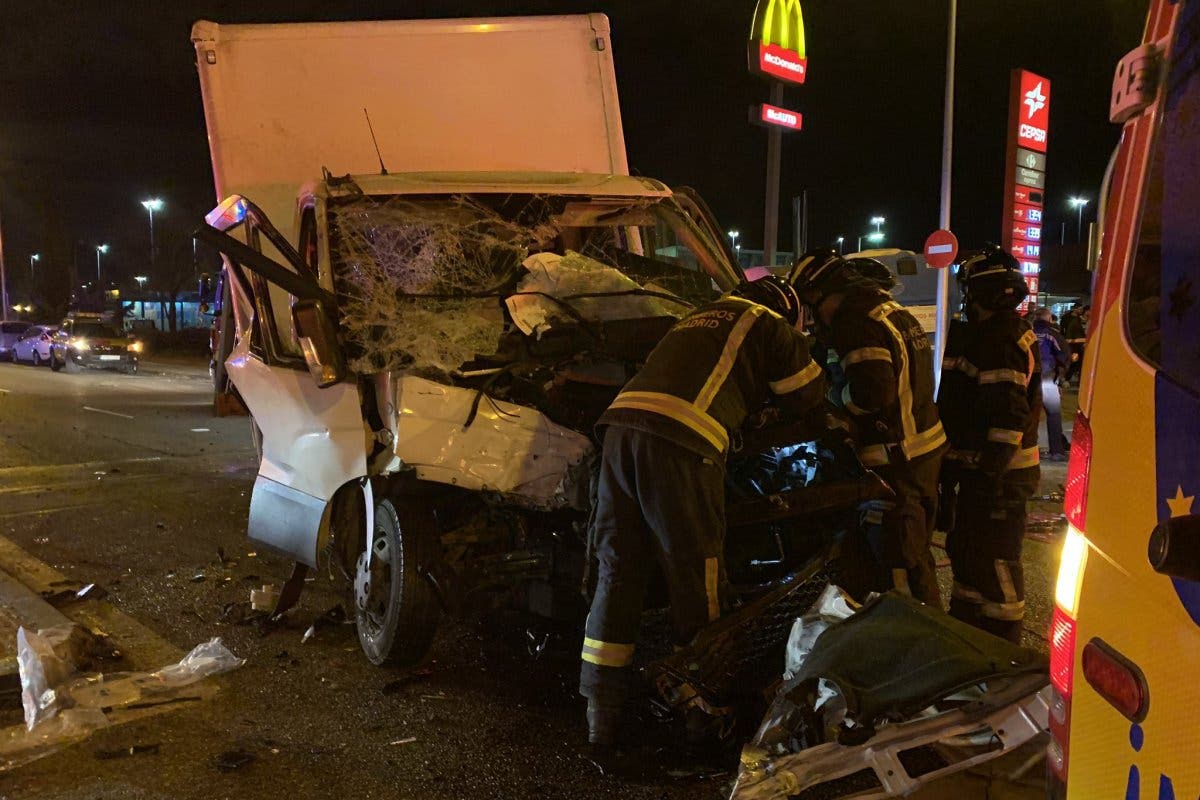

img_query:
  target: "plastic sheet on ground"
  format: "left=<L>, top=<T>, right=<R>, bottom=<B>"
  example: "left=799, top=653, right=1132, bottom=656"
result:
left=780, top=584, right=858, bottom=725
left=506, top=251, right=682, bottom=337
left=4, top=627, right=244, bottom=772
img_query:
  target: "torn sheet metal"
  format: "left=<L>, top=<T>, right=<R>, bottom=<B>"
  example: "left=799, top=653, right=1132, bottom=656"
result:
left=506, top=251, right=681, bottom=337
left=389, top=376, right=593, bottom=509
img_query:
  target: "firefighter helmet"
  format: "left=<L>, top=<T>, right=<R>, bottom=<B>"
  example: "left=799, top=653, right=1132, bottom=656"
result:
left=847, top=257, right=897, bottom=292
left=957, top=245, right=1029, bottom=312
left=730, top=275, right=802, bottom=326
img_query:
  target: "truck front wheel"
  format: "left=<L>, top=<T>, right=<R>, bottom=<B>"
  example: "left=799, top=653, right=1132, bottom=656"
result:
left=354, top=496, right=441, bottom=667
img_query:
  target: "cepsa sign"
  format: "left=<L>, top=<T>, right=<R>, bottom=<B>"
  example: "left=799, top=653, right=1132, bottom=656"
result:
left=749, top=0, right=807, bottom=85
left=1016, top=70, right=1051, bottom=153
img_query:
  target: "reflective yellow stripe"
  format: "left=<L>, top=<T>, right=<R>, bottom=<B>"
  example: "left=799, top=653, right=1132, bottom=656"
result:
left=608, top=391, right=729, bottom=452
left=695, top=305, right=764, bottom=410
left=770, top=359, right=823, bottom=394
left=978, top=368, right=1029, bottom=386
left=1018, top=330, right=1037, bottom=352
left=987, top=427, right=1024, bottom=445
left=995, top=561, right=1019, bottom=603
left=842, top=384, right=869, bottom=416
left=842, top=346, right=892, bottom=367
left=705, top=558, right=720, bottom=622
left=869, top=301, right=917, bottom=445
left=952, top=582, right=1025, bottom=621
left=903, top=421, right=946, bottom=460
left=581, top=637, right=634, bottom=667
left=1007, top=445, right=1040, bottom=470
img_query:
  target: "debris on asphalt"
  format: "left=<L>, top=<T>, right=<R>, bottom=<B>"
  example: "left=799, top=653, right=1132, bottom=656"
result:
left=216, top=547, right=237, bottom=567
left=190, top=572, right=207, bottom=583
left=155, top=522, right=166, bottom=530
left=389, top=737, right=417, bottom=746
left=525, top=629, right=551, bottom=660
left=75, top=583, right=107, bottom=601
left=249, top=584, right=279, bottom=612
left=215, top=748, right=255, bottom=772
left=94, top=743, right=161, bottom=760
left=301, top=605, right=349, bottom=644
left=3, top=630, right=245, bottom=772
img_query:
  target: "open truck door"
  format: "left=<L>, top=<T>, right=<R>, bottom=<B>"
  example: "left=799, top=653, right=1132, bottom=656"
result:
left=198, top=196, right=366, bottom=574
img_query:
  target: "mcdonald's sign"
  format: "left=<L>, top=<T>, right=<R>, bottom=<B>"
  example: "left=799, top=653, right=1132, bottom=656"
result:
left=749, top=0, right=807, bottom=84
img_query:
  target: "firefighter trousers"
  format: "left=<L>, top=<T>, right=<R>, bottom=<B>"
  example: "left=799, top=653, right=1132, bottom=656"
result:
left=863, top=452, right=946, bottom=609
left=946, top=467, right=1039, bottom=643
left=580, top=425, right=726, bottom=706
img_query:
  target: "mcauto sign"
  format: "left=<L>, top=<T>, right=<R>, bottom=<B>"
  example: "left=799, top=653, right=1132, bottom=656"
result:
left=754, top=103, right=803, bottom=131
left=749, top=0, right=807, bottom=85
left=1001, top=69, right=1051, bottom=310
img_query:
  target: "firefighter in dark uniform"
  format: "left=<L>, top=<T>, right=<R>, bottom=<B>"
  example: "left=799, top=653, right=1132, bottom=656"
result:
left=581, top=276, right=827, bottom=746
left=788, top=249, right=948, bottom=607
left=938, top=246, right=1042, bottom=643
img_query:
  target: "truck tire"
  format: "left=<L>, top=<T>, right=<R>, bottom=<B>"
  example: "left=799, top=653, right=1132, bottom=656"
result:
left=354, top=496, right=441, bottom=667
left=50, top=352, right=62, bottom=372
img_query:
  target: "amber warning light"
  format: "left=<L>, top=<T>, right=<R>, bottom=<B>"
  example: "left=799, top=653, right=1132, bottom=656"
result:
left=755, top=103, right=803, bottom=131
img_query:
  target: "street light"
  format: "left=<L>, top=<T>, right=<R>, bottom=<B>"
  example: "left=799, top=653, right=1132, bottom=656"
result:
left=135, top=275, right=148, bottom=292
left=142, top=198, right=164, bottom=265
left=96, top=244, right=109, bottom=285
left=1068, top=196, right=1089, bottom=241
left=836, top=236, right=844, bottom=254
left=856, top=230, right=886, bottom=252
left=728, top=229, right=740, bottom=249
left=870, top=216, right=886, bottom=232
left=29, top=253, right=39, bottom=276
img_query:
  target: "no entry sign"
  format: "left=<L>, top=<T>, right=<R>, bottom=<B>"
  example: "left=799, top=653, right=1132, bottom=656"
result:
left=924, top=229, right=959, bottom=269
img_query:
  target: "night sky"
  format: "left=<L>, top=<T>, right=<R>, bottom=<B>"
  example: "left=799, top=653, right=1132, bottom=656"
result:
left=0, top=1, right=1145, bottom=304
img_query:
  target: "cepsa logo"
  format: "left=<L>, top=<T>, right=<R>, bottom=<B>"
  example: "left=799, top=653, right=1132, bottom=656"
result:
left=750, top=0, right=807, bottom=85
left=1015, top=70, right=1051, bottom=153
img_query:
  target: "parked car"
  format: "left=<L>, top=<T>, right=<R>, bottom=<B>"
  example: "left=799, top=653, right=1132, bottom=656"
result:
left=49, top=316, right=142, bottom=374
left=0, top=321, right=32, bottom=361
left=12, top=324, right=57, bottom=366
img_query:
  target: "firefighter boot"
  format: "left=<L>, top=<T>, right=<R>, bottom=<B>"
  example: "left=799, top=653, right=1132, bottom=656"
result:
left=587, top=700, right=622, bottom=747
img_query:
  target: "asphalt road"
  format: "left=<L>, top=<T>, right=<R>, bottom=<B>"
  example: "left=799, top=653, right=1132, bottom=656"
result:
left=0, top=357, right=1061, bottom=799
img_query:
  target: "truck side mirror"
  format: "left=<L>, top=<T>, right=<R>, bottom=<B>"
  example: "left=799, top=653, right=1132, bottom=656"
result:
left=292, top=299, right=345, bottom=388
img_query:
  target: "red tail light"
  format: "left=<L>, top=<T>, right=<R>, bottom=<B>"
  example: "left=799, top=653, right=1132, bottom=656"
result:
left=1064, top=412, right=1092, bottom=530
left=1081, top=639, right=1149, bottom=722
left=1050, top=606, right=1078, bottom=698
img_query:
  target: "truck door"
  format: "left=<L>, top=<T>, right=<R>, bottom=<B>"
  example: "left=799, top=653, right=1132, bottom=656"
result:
left=201, top=202, right=366, bottom=568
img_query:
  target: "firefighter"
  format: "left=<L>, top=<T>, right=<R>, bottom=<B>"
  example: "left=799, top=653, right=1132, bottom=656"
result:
left=938, top=246, right=1042, bottom=643
left=788, top=249, right=947, bottom=607
left=581, top=276, right=827, bottom=746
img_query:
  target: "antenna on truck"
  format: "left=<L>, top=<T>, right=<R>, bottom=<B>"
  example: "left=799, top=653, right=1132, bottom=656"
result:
left=363, top=108, right=389, bottom=175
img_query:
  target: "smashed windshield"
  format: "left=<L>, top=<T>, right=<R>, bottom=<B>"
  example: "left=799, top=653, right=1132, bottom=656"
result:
left=329, top=193, right=735, bottom=377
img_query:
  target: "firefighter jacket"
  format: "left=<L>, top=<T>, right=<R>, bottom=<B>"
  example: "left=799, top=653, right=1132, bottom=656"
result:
left=599, top=297, right=827, bottom=461
left=938, top=311, right=1043, bottom=475
left=818, top=289, right=946, bottom=467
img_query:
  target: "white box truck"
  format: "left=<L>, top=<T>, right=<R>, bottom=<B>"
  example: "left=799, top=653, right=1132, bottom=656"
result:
left=191, top=15, right=866, bottom=674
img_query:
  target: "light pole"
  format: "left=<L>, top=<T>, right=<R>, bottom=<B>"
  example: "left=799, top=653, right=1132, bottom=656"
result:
left=1068, top=196, right=1089, bottom=241
left=857, top=230, right=885, bottom=252
left=29, top=253, right=39, bottom=276
left=836, top=236, right=844, bottom=254
left=728, top=229, right=740, bottom=250
left=871, top=216, right=886, bottom=234
left=135, top=275, right=148, bottom=292
left=141, top=198, right=163, bottom=265
left=96, top=244, right=109, bottom=286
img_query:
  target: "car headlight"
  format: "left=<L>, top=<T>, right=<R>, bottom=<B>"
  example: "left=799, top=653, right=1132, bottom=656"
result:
left=70, top=338, right=90, bottom=351
left=127, top=341, right=143, bottom=353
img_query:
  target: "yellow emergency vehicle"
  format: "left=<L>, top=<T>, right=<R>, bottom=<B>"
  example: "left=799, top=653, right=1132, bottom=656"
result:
left=1048, top=0, right=1200, bottom=797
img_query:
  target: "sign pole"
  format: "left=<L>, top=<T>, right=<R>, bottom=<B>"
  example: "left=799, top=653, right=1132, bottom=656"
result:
left=934, top=0, right=956, bottom=392
left=764, top=82, right=784, bottom=268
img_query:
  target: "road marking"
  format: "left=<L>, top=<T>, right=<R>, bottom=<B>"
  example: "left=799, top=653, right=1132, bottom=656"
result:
left=191, top=427, right=211, bottom=433
left=0, top=387, right=9, bottom=393
left=82, top=405, right=134, bottom=419
left=0, top=456, right=163, bottom=480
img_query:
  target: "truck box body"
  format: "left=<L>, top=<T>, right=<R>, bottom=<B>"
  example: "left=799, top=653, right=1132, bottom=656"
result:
left=191, top=14, right=629, bottom=227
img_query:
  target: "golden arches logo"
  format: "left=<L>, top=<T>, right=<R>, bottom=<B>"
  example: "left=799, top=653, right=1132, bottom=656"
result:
left=753, top=0, right=806, bottom=58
